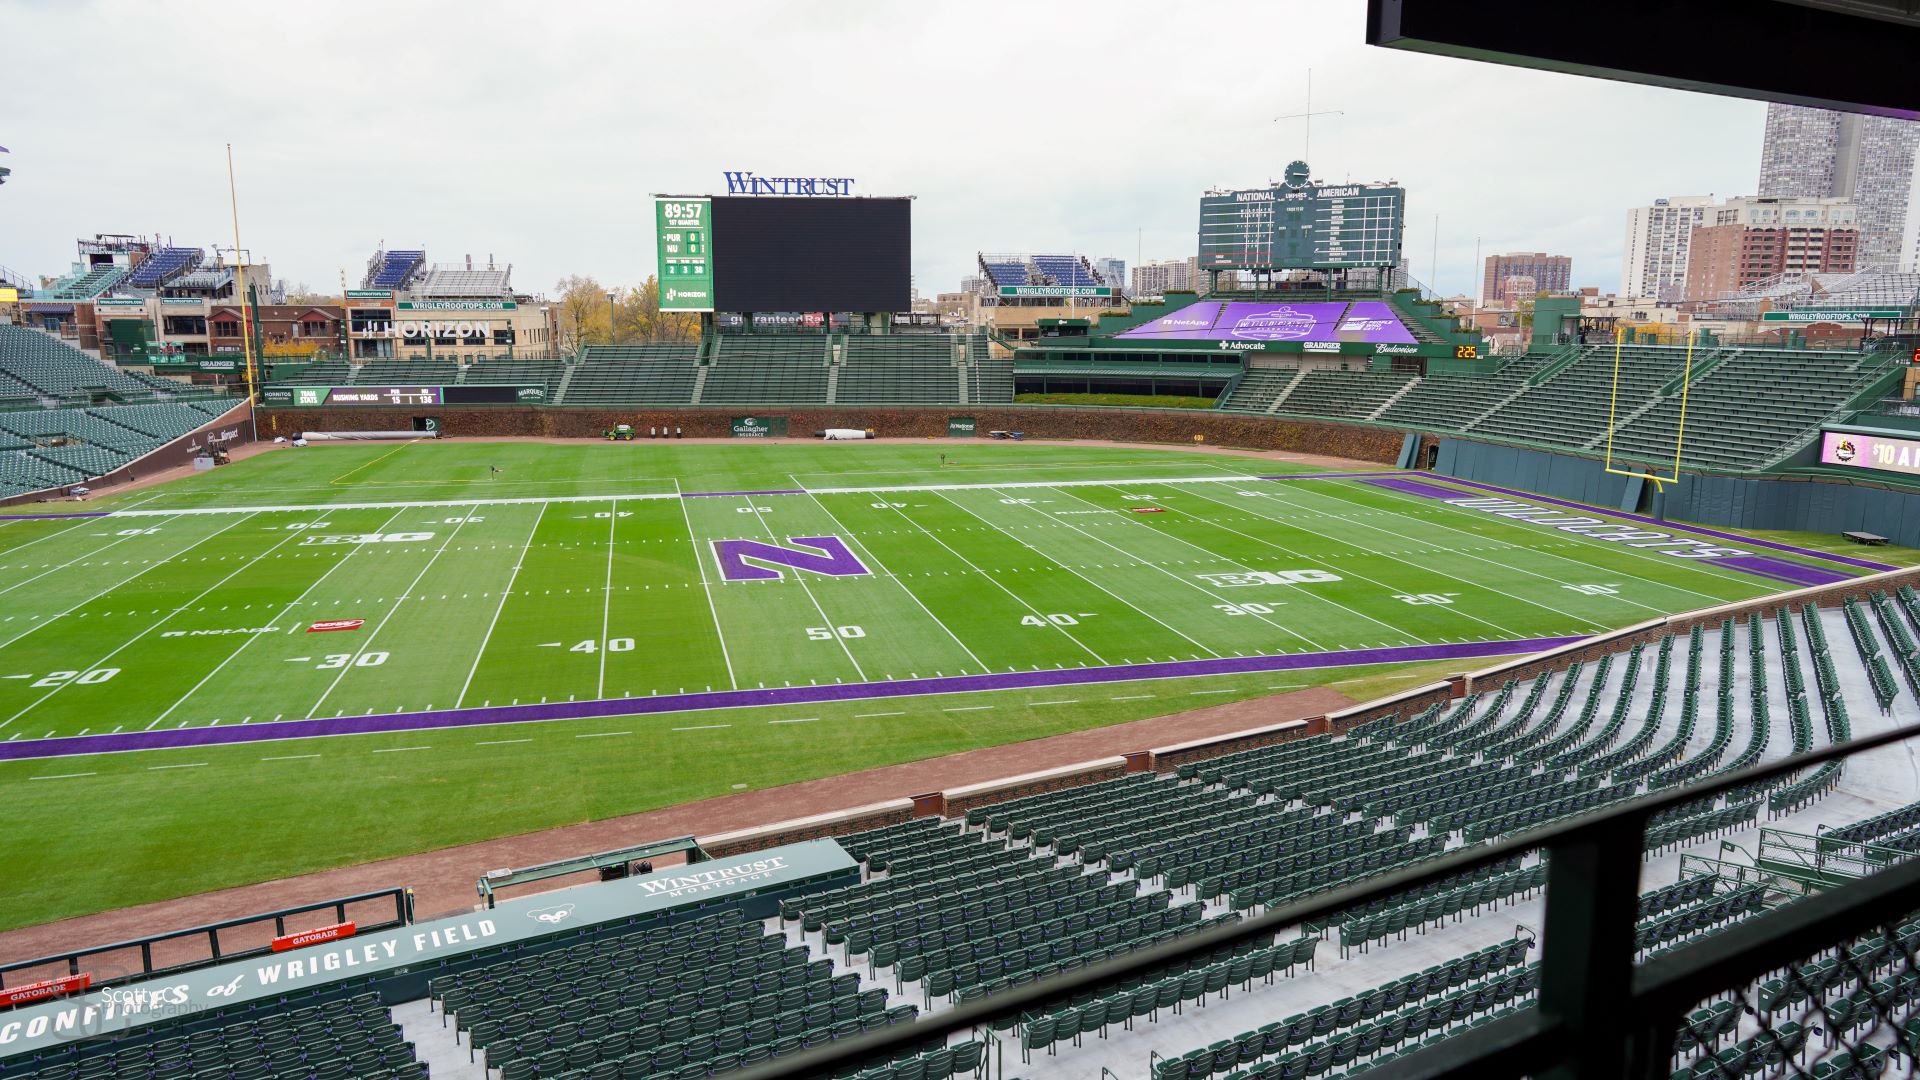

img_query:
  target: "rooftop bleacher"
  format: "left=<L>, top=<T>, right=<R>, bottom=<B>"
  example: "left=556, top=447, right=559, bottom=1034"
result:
left=367, top=249, right=426, bottom=289
left=44, top=265, right=126, bottom=300
left=413, top=264, right=511, bottom=299
left=124, top=246, right=202, bottom=288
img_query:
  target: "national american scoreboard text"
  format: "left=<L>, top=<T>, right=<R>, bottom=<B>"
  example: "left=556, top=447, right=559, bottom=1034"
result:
left=1198, top=160, right=1406, bottom=271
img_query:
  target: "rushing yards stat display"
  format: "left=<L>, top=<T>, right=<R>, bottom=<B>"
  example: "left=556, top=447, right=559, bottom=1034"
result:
left=1198, top=160, right=1406, bottom=271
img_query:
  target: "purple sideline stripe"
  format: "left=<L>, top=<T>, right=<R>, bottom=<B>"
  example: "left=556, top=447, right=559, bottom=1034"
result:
left=1434, top=477, right=1900, bottom=573
left=1255, top=472, right=1405, bottom=482
left=0, top=636, right=1585, bottom=761
left=1357, top=476, right=1476, bottom=501
left=682, top=489, right=808, bottom=498
left=0, top=512, right=111, bottom=521
left=1713, top=555, right=1853, bottom=588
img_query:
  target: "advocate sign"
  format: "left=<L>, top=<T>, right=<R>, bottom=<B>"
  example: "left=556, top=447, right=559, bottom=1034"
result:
left=0, top=841, right=855, bottom=1055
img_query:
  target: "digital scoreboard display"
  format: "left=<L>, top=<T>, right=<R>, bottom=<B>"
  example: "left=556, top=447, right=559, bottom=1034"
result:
left=705, top=196, right=910, bottom=314
left=1198, top=161, right=1405, bottom=271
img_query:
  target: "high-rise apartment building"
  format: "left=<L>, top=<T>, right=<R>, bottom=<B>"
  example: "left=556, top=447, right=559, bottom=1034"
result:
left=1480, top=252, right=1571, bottom=306
left=1623, top=196, right=1716, bottom=301
left=1759, top=103, right=1920, bottom=269
left=1682, top=196, right=1858, bottom=301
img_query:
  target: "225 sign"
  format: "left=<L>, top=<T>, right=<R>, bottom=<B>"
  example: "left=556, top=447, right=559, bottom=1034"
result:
left=1454, top=344, right=1479, bottom=360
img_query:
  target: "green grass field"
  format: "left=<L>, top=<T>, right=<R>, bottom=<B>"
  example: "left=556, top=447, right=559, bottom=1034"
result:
left=0, top=440, right=1886, bottom=931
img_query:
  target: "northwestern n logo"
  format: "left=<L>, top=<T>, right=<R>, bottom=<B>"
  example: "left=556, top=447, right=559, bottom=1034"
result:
left=713, top=536, right=871, bottom=582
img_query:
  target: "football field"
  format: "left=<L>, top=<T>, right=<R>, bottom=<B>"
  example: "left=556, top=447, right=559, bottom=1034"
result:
left=0, top=440, right=1899, bottom=930
left=0, top=442, right=1874, bottom=748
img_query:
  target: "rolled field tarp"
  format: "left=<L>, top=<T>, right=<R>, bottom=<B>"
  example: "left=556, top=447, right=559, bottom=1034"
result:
left=298, top=431, right=438, bottom=441
left=817, top=428, right=875, bottom=441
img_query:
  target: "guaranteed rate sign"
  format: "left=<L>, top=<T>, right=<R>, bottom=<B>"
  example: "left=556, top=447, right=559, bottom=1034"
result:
left=657, top=198, right=714, bottom=312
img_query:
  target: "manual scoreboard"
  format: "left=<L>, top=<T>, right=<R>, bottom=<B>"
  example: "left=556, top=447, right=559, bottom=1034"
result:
left=1198, top=160, right=1405, bottom=271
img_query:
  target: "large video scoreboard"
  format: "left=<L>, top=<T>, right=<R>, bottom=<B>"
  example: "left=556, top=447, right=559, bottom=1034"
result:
left=657, top=195, right=911, bottom=314
left=1197, top=160, right=1405, bottom=271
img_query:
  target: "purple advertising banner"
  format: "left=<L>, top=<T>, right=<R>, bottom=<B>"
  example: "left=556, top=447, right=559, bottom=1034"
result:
left=1822, top=430, right=1920, bottom=476
left=1116, top=300, right=1415, bottom=344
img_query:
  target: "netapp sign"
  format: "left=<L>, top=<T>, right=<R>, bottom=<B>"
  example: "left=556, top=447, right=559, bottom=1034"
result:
left=723, top=171, right=855, bottom=196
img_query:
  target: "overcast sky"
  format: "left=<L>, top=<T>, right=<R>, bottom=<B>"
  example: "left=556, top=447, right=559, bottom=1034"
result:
left=1, top=1, right=1767, bottom=301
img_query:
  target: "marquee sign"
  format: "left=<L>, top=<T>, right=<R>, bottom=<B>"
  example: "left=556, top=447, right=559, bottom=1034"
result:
left=998, top=286, right=1113, bottom=298
left=1761, top=309, right=1904, bottom=322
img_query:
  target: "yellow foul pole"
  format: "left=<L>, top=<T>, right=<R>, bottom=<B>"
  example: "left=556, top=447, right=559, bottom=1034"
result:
left=226, top=144, right=259, bottom=442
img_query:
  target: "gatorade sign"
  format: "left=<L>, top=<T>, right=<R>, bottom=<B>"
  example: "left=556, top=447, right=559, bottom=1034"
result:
left=272, top=923, right=356, bottom=952
left=0, top=975, right=90, bottom=1008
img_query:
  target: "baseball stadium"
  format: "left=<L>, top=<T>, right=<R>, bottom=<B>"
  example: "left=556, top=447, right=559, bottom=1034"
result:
left=6, top=6, right=1920, bottom=1080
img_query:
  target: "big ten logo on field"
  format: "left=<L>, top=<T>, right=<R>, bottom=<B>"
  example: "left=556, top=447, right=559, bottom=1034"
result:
left=1197, top=570, right=1342, bottom=588
left=297, top=532, right=435, bottom=546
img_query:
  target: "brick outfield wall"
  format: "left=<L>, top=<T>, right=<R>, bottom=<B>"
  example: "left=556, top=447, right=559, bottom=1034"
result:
left=255, top=405, right=1422, bottom=464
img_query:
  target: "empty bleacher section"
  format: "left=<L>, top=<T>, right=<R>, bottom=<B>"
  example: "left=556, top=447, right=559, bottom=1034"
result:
left=124, top=247, right=202, bottom=289
left=560, top=346, right=699, bottom=406
left=0, top=400, right=235, bottom=498
left=1356, top=341, right=1897, bottom=471
left=701, top=337, right=831, bottom=404
left=1218, top=368, right=1299, bottom=412
left=0, top=325, right=176, bottom=400
left=464, top=356, right=568, bottom=397
left=3, top=992, right=424, bottom=1080
left=1374, top=352, right=1551, bottom=430
left=1464, top=344, right=1685, bottom=449
left=1605, top=347, right=1896, bottom=470
left=366, top=249, right=426, bottom=290
left=42, top=265, right=127, bottom=300
left=979, top=254, right=1115, bottom=289
left=1275, top=369, right=1415, bottom=420
left=352, top=360, right=462, bottom=387
left=835, top=336, right=958, bottom=404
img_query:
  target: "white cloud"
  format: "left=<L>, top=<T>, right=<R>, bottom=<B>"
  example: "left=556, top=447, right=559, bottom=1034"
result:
left=0, top=0, right=1763, bottom=300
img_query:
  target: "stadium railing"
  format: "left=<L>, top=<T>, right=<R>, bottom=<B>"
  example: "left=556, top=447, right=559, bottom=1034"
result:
left=731, top=722, right=1920, bottom=1080
left=0, top=888, right=410, bottom=994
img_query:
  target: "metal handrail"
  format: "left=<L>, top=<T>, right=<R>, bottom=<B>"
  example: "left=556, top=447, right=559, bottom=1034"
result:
left=730, top=718, right=1920, bottom=1080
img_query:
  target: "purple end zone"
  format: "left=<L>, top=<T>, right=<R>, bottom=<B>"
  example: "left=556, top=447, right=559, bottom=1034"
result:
left=0, top=636, right=1586, bottom=761
left=713, top=536, right=871, bottom=581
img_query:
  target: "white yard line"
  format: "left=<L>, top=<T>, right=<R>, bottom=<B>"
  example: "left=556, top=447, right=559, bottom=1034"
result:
left=796, top=477, right=988, bottom=674
left=598, top=498, right=617, bottom=699
left=672, top=479, right=738, bottom=691
left=146, top=506, right=412, bottom=729
left=303, top=513, right=479, bottom=719
left=874, top=495, right=1106, bottom=665
left=0, top=513, right=266, bottom=733
left=455, top=502, right=549, bottom=708
left=737, top=495, right=867, bottom=682
left=1056, top=484, right=1445, bottom=642
left=0, top=518, right=240, bottom=653
left=937, top=489, right=1228, bottom=660
left=1267, top=479, right=1759, bottom=608
left=1168, top=483, right=1573, bottom=638
left=97, top=473, right=1317, bottom=517
left=0, top=515, right=178, bottom=599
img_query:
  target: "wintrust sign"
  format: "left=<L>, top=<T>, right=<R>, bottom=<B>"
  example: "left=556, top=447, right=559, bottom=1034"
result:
left=635, top=857, right=791, bottom=899
left=722, top=171, right=854, bottom=196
